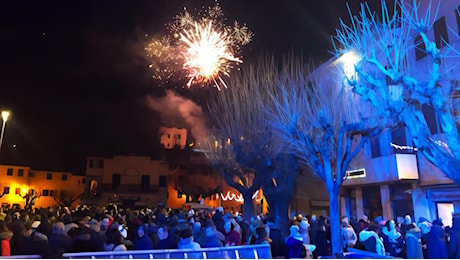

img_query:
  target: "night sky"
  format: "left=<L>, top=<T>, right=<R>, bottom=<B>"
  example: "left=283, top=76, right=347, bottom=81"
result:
left=0, top=0, right=383, bottom=174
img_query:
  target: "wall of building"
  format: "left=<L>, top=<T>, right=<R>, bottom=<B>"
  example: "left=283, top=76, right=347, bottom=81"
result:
left=0, top=165, right=84, bottom=209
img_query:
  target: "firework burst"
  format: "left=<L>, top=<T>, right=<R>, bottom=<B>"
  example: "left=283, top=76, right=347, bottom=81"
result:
left=145, top=3, right=252, bottom=89
left=181, top=20, right=242, bottom=89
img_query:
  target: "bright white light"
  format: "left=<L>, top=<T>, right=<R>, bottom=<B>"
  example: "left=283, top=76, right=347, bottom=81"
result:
left=339, top=51, right=360, bottom=80
left=1, top=111, right=9, bottom=122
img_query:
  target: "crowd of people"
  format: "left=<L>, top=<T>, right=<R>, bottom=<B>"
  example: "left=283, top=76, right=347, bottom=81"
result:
left=0, top=203, right=459, bottom=259
left=338, top=213, right=460, bottom=259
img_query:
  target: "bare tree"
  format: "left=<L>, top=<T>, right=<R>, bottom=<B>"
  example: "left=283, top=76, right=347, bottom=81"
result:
left=20, top=190, right=41, bottom=211
left=171, top=158, right=223, bottom=203
left=265, top=56, right=381, bottom=255
left=54, top=192, right=83, bottom=208
left=202, top=56, right=300, bottom=228
left=333, top=0, right=460, bottom=185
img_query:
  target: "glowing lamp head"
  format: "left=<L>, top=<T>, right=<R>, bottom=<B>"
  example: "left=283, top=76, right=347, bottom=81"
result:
left=339, top=51, right=360, bottom=80
left=1, top=111, right=10, bottom=122
left=21, top=188, right=28, bottom=195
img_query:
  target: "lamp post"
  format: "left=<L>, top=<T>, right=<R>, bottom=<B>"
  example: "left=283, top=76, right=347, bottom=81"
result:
left=0, top=111, right=10, bottom=152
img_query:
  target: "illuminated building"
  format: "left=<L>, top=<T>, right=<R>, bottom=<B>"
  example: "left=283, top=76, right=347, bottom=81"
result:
left=313, top=0, right=460, bottom=226
left=0, top=164, right=85, bottom=209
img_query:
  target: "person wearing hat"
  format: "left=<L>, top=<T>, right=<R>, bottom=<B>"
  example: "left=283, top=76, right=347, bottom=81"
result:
left=285, top=225, right=307, bottom=258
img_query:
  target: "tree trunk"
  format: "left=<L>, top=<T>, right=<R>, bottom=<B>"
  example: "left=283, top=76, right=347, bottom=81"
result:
left=329, top=190, right=343, bottom=256
left=242, top=190, right=255, bottom=222
left=270, top=194, right=290, bottom=236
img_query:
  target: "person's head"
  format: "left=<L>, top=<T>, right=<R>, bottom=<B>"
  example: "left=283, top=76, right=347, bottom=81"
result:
left=224, top=221, right=233, bottom=233
left=311, top=215, right=317, bottom=222
left=157, top=225, right=169, bottom=240
left=385, top=220, right=396, bottom=231
left=404, top=215, right=412, bottom=225
left=255, top=226, right=269, bottom=243
left=250, top=217, right=263, bottom=233
left=341, top=216, right=350, bottom=227
left=137, top=226, right=145, bottom=238
left=367, top=223, right=379, bottom=233
left=52, top=222, right=66, bottom=235
left=179, top=228, right=193, bottom=242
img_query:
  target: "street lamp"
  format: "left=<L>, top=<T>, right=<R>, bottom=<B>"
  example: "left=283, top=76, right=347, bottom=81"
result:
left=0, top=111, right=10, bottom=152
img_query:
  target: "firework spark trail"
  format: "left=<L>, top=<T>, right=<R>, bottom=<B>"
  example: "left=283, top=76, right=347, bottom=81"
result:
left=145, top=3, right=252, bottom=89
left=180, top=21, right=242, bottom=90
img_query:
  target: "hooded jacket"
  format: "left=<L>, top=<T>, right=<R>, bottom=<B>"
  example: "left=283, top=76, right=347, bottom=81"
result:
left=405, top=225, right=423, bottom=259
left=359, top=230, right=385, bottom=256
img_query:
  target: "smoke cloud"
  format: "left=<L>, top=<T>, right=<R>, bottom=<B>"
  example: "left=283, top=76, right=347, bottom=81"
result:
left=146, top=90, right=209, bottom=142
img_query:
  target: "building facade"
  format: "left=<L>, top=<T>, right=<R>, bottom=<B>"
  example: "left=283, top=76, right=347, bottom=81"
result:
left=336, top=0, right=460, bottom=227
left=84, top=155, right=170, bottom=208
left=0, top=164, right=85, bottom=209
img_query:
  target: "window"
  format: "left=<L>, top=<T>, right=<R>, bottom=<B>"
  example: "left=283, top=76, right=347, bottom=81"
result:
left=46, top=173, right=52, bottom=180
left=434, top=16, right=449, bottom=49
left=62, top=174, right=68, bottom=181
left=28, top=171, right=35, bottom=177
left=89, top=159, right=94, bottom=168
left=112, top=174, right=121, bottom=191
left=15, top=188, right=20, bottom=195
left=167, top=134, right=171, bottom=139
left=42, top=190, right=49, bottom=196
left=371, top=137, right=381, bottom=158
left=175, top=134, right=181, bottom=139
left=29, top=189, right=34, bottom=195
left=159, top=175, right=167, bottom=187
left=50, top=190, right=54, bottom=196
left=18, top=169, right=24, bottom=177
left=6, top=168, right=13, bottom=176
left=98, top=160, right=104, bottom=168
left=141, top=175, right=150, bottom=191
left=414, top=35, right=427, bottom=61
left=2, top=187, right=9, bottom=195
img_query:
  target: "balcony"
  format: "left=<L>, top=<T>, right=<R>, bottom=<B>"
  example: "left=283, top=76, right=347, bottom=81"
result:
left=344, top=154, right=419, bottom=186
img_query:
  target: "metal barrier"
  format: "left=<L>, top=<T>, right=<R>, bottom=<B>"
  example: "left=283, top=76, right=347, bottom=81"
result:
left=63, top=244, right=272, bottom=259
left=344, top=248, right=397, bottom=259
left=0, top=255, right=42, bottom=259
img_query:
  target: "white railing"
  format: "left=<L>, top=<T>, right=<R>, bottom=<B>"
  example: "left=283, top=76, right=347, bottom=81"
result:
left=63, top=244, right=272, bottom=259
left=0, top=255, right=42, bottom=259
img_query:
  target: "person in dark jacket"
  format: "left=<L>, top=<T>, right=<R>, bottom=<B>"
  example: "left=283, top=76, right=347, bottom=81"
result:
left=212, top=207, right=225, bottom=234
left=285, top=225, right=306, bottom=258
left=381, top=220, right=404, bottom=257
left=8, top=218, right=29, bottom=256
left=309, top=215, right=318, bottom=246
left=266, top=217, right=288, bottom=258
left=48, top=222, right=72, bottom=257
left=156, top=225, right=177, bottom=249
left=405, top=223, right=423, bottom=259
left=88, top=219, right=106, bottom=251
left=449, top=213, right=460, bottom=258
left=134, top=225, right=153, bottom=250
left=202, top=221, right=223, bottom=248
left=314, top=218, right=330, bottom=258
left=426, top=221, right=447, bottom=259
left=358, top=223, right=385, bottom=256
